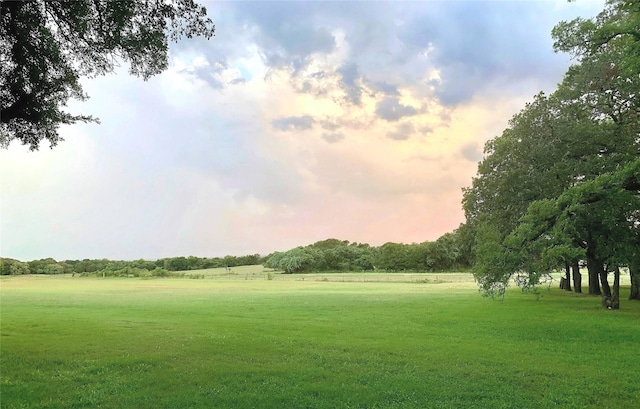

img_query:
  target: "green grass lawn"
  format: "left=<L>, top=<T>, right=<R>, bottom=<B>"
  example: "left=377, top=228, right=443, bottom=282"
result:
left=1, top=274, right=639, bottom=408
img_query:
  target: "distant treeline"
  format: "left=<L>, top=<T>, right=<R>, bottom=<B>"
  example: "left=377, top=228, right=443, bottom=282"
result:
left=0, top=254, right=261, bottom=276
left=1, top=228, right=472, bottom=276
left=264, top=230, right=471, bottom=274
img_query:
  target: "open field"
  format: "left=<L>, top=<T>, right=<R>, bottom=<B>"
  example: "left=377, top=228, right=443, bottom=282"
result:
left=170, top=265, right=633, bottom=288
left=1, top=274, right=639, bottom=408
left=180, top=265, right=480, bottom=287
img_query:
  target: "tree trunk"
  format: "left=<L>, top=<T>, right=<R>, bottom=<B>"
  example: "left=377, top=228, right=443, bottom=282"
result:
left=611, top=265, right=620, bottom=310
left=563, top=263, right=572, bottom=291
left=586, top=253, right=602, bottom=296
left=630, top=258, right=640, bottom=301
left=600, top=268, right=613, bottom=309
left=572, top=259, right=582, bottom=293
left=560, top=276, right=568, bottom=290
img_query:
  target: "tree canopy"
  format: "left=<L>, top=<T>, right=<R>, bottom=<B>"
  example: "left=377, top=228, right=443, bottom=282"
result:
left=463, top=0, right=639, bottom=308
left=0, top=253, right=262, bottom=277
left=264, top=233, right=471, bottom=274
left=0, top=0, right=215, bottom=150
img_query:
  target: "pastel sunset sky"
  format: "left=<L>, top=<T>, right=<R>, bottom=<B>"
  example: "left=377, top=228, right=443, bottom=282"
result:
left=0, top=0, right=605, bottom=261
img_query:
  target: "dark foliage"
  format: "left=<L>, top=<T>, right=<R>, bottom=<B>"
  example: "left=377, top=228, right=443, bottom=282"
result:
left=0, top=0, right=215, bottom=149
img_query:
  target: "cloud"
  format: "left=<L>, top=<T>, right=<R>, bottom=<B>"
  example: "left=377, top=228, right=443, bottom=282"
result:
left=376, top=97, right=418, bottom=122
left=397, top=1, right=603, bottom=105
left=419, top=125, right=435, bottom=136
left=320, top=119, right=341, bottom=131
left=272, top=115, right=316, bottom=131
left=178, top=58, right=247, bottom=91
left=321, top=132, right=345, bottom=143
left=460, top=142, right=484, bottom=162
left=387, top=123, right=415, bottom=141
left=369, top=81, right=399, bottom=96
left=337, top=62, right=362, bottom=105
left=231, top=1, right=336, bottom=72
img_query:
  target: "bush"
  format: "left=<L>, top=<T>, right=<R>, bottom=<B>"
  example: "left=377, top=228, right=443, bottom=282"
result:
left=0, top=258, right=30, bottom=275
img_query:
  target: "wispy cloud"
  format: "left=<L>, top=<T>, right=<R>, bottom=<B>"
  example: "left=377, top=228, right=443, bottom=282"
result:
left=376, top=98, right=419, bottom=122
left=272, top=115, right=316, bottom=131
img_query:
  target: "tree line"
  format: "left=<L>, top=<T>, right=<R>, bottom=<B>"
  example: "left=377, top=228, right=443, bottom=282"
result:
left=0, top=230, right=474, bottom=277
left=0, top=254, right=261, bottom=276
left=462, top=0, right=639, bottom=309
left=263, top=232, right=472, bottom=274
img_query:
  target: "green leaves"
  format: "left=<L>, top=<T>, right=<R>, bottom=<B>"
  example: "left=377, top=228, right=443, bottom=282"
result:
left=0, top=0, right=215, bottom=149
left=464, top=1, right=639, bottom=299
left=264, top=234, right=471, bottom=274
left=266, top=241, right=375, bottom=274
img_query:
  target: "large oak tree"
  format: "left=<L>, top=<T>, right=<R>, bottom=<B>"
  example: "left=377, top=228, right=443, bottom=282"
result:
left=463, top=0, right=639, bottom=307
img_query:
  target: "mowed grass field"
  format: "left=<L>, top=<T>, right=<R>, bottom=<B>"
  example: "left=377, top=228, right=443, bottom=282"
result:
left=1, top=269, right=639, bottom=408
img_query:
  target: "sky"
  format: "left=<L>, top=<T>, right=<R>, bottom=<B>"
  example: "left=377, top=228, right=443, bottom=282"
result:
left=0, top=0, right=606, bottom=262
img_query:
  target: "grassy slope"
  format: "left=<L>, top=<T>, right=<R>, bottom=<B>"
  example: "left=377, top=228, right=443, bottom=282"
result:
left=1, top=275, right=639, bottom=408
